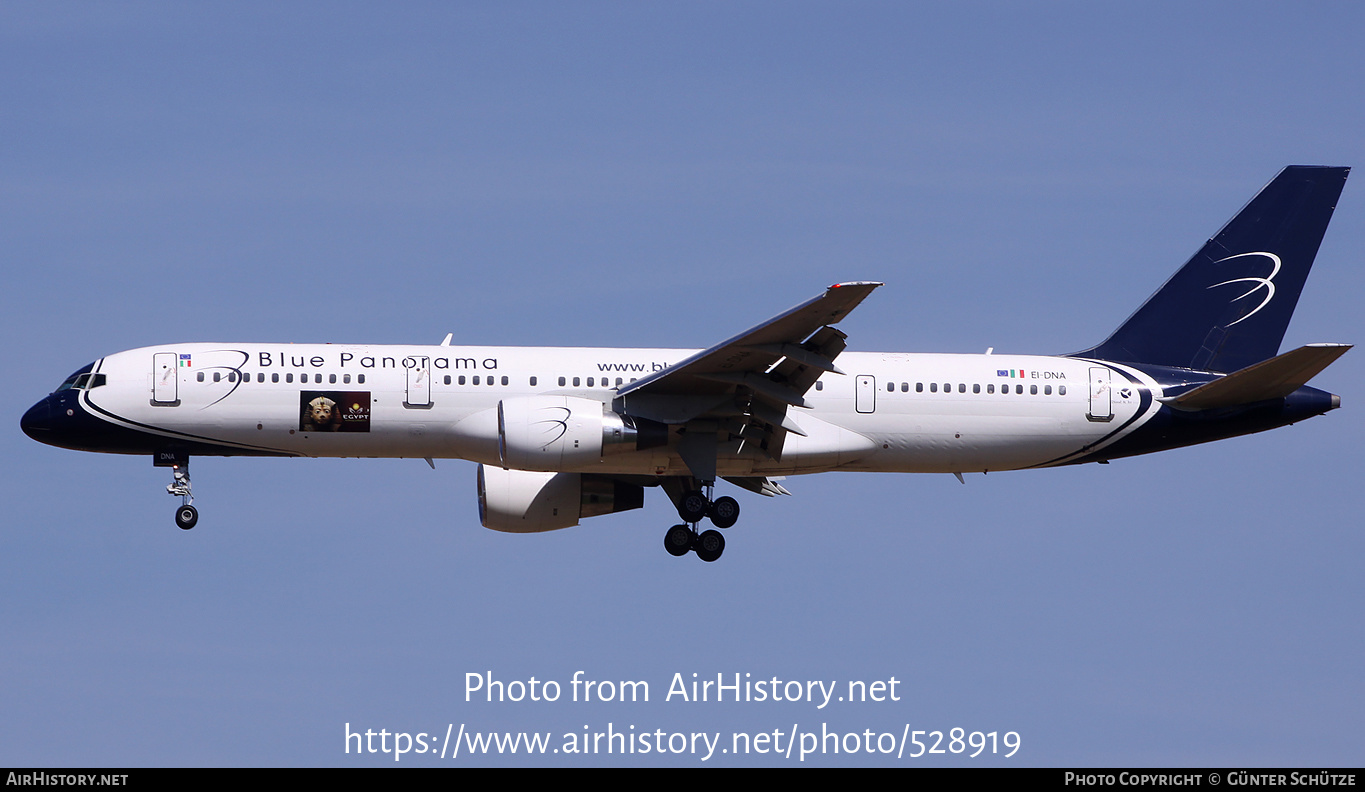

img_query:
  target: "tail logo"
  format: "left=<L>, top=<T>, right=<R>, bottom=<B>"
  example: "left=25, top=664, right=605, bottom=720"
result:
left=1207, top=252, right=1282, bottom=327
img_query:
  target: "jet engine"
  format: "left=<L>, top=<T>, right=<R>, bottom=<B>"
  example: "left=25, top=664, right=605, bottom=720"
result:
left=477, top=464, right=645, bottom=533
left=496, top=395, right=665, bottom=471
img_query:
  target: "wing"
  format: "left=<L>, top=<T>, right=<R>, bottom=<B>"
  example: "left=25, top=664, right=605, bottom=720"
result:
left=614, top=281, right=881, bottom=481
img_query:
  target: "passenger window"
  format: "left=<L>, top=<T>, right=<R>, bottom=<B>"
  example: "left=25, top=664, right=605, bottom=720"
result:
left=1059, top=385, right=1066, bottom=396
left=358, top=374, right=366, bottom=384
left=958, top=383, right=966, bottom=393
left=473, top=376, right=480, bottom=385
left=444, top=375, right=451, bottom=385
left=329, top=374, right=337, bottom=384
left=1015, top=384, right=1023, bottom=394
left=286, top=373, right=293, bottom=383
left=558, top=377, right=566, bottom=386
left=616, top=378, right=623, bottom=386
left=197, top=372, right=205, bottom=382
left=901, top=382, right=908, bottom=392
left=573, top=377, right=580, bottom=387
left=1030, top=385, right=1037, bottom=395
left=916, top=383, right=923, bottom=393
left=987, top=384, right=994, bottom=394
left=887, top=382, right=894, bottom=393
left=1045, top=385, right=1052, bottom=395
left=587, top=377, right=595, bottom=387
left=257, top=373, right=264, bottom=383
left=458, top=376, right=466, bottom=385
left=930, top=383, right=937, bottom=393
left=344, top=374, right=351, bottom=384
left=272, top=373, right=279, bottom=383
left=815, top=381, right=823, bottom=391
left=501, top=376, right=509, bottom=386
left=530, top=377, right=537, bottom=386
left=973, top=384, right=980, bottom=394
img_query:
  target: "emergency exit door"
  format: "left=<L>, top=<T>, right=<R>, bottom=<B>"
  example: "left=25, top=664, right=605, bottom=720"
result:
left=856, top=375, right=876, bottom=414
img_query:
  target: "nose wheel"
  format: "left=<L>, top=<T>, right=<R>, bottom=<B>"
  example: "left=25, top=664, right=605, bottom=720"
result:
left=175, top=504, right=199, bottom=530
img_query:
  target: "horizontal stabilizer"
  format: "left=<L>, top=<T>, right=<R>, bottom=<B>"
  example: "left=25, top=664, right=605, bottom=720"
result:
left=1164, top=344, right=1351, bottom=410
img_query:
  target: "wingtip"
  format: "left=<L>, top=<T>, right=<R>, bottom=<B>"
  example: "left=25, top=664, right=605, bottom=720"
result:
left=828, top=281, right=884, bottom=290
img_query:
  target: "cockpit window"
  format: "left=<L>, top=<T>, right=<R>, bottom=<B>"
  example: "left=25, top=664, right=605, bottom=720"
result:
left=54, top=363, right=98, bottom=393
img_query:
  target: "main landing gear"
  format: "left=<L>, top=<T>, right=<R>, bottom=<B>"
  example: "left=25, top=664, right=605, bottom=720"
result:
left=663, top=485, right=739, bottom=562
left=167, top=462, right=197, bottom=530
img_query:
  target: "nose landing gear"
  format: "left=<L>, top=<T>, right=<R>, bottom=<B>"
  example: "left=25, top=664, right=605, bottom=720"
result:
left=166, top=461, right=197, bottom=530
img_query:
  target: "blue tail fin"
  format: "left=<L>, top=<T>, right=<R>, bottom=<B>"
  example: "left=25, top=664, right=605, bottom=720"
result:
left=1073, top=166, right=1349, bottom=373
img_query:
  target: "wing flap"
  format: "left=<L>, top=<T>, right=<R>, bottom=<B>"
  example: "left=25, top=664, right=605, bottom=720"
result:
left=722, top=476, right=793, bottom=497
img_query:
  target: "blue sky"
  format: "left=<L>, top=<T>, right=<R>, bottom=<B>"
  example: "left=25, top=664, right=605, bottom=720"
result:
left=3, top=2, right=1363, bottom=766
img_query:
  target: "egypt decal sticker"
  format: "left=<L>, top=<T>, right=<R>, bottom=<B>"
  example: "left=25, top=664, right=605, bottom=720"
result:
left=299, top=391, right=371, bottom=433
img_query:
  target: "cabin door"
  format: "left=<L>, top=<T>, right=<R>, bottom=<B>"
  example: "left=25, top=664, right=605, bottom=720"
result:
left=152, top=353, right=179, bottom=405
left=405, top=356, right=431, bottom=407
left=1087, top=367, right=1112, bottom=422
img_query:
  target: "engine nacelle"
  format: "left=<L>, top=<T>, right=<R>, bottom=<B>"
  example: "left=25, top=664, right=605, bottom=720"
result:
left=477, top=464, right=645, bottom=533
left=496, top=395, right=665, bottom=471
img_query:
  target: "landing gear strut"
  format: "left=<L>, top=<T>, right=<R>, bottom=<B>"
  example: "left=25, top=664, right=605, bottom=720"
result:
left=167, top=462, right=197, bottom=530
left=662, top=483, right=740, bottom=562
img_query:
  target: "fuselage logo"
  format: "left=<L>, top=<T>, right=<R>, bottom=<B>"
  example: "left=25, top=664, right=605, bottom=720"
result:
left=1208, top=252, right=1281, bottom=327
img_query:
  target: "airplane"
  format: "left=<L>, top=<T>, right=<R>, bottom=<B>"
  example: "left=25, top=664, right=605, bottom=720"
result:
left=21, top=166, right=1352, bottom=562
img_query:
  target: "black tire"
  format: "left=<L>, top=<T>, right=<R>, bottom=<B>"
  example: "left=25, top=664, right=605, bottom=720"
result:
left=678, top=490, right=709, bottom=523
left=175, top=504, right=198, bottom=530
left=695, top=529, right=725, bottom=562
left=709, top=496, right=740, bottom=528
left=664, top=524, right=693, bottom=557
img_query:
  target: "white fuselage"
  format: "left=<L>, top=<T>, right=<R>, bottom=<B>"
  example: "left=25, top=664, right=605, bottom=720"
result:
left=86, top=343, right=1158, bottom=475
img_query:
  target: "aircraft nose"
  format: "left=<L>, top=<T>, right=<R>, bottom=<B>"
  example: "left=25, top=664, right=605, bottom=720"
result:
left=20, top=397, right=53, bottom=441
